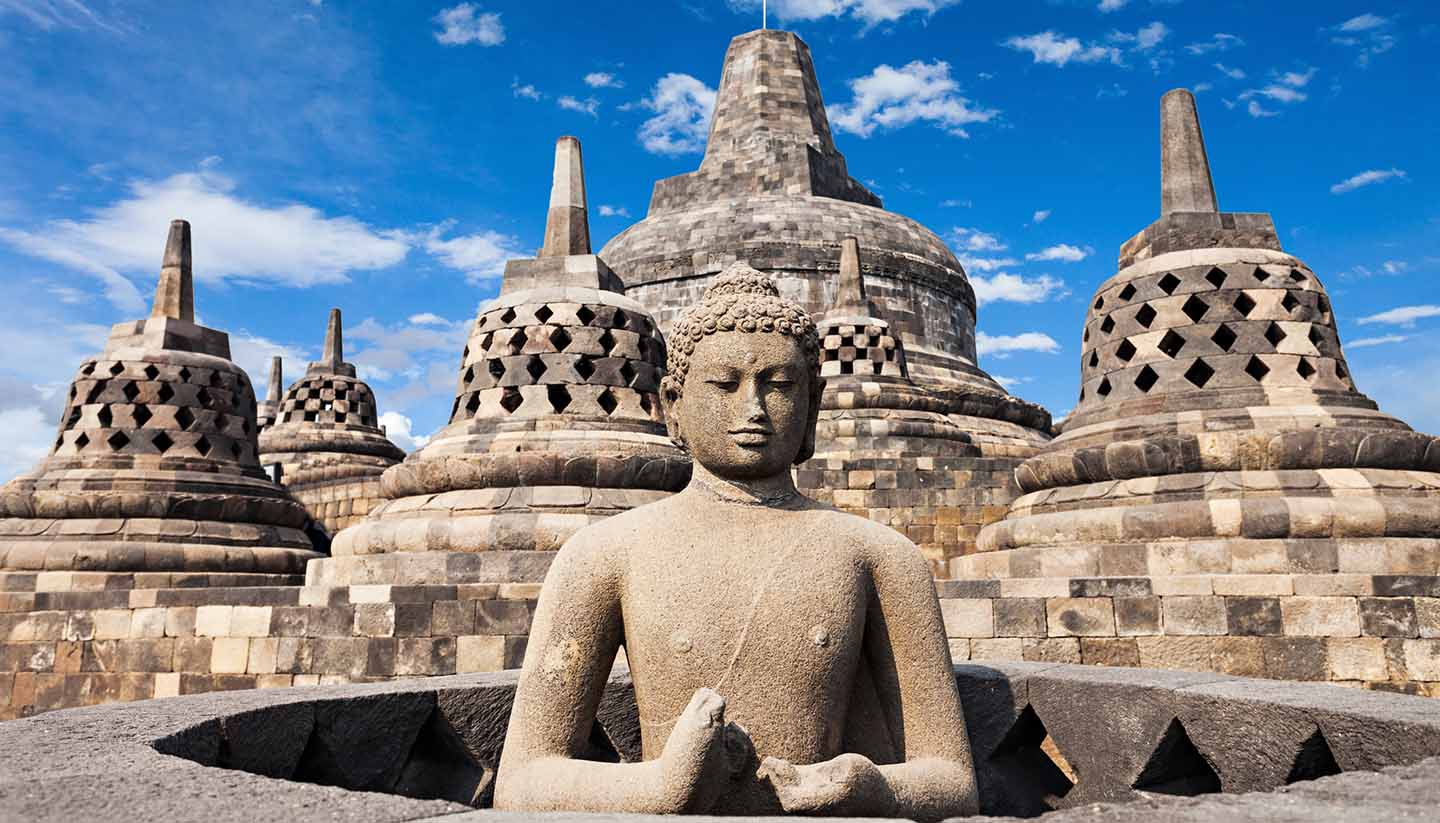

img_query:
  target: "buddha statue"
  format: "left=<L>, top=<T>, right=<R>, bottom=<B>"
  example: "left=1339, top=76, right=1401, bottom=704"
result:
left=495, top=264, right=979, bottom=819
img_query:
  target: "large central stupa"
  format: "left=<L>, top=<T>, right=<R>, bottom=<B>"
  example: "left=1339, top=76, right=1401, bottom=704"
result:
left=602, top=29, right=1001, bottom=394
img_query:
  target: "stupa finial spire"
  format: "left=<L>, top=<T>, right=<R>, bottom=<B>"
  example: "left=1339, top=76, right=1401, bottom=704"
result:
left=540, top=136, right=591, bottom=257
left=1160, top=89, right=1219, bottom=215
left=151, top=219, right=194, bottom=322
left=834, top=235, right=875, bottom=314
left=322, top=308, right=344, bottom=366
left=266, top=357, right=284, bottom=406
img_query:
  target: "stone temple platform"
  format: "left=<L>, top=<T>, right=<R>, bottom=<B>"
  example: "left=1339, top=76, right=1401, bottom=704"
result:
left=604, top=29, right=1050, bottom=567
left=939, top=91, right=1440, bottom=691
left=6, top=663, right=1440, bottom=821
left=258, top=309, right=405, bottom=536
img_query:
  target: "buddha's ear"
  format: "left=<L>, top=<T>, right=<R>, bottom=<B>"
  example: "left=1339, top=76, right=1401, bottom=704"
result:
left=661, top=381, right=688, bottom=452
left=793, top=373, right=824, bottom=465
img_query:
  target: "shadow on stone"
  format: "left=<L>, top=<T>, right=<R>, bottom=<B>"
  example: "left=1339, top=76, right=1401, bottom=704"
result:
left=1286, top=727, right=1342, bottom=784
left=985, top=704, right=1076, bottom=817
left=1132, top=718, right=1221, bottom=796
left=393, top=705, right=488, bottom=804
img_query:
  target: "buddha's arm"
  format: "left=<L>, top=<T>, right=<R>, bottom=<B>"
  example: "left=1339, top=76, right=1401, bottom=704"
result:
left=863, top=536, right=980, bottom=820
left=493, top=533, right=736, bottom=814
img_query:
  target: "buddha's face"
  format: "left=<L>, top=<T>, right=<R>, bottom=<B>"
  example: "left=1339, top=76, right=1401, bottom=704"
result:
left=669, top=331, right=814, bottom=481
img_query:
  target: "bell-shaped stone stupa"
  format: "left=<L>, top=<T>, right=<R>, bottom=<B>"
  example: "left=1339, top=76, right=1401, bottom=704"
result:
left=256, top=356, right=283, bottom=432
left=258, top=309, right=405, bottom=535
left=0, top=220, right=321, bottom=589
left=797, top=237, right=997, bottom=572
left=966, top=90, right=1440, bottom=579
left=323, top=137, right=689, bottom=587
left=603, top=29, right=1009, bottom=395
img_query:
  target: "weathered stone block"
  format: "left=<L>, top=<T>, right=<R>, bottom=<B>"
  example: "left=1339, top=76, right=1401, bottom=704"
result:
left=1045, top=598, right=1115, bottom=637
left=1403, top=639, right=1440, bottom=681
left=1022, top=637, right=1081, bottom=663
left=1080, top=637, right=1140, bottom=667
left=1359, top=597, right=1419, bottom=638
left=1327, top=637, right=1387, bottom=681
left=1225, top=597, right=1283, bottom=636
left=456, top=635, right=505, bottom=673
left=968, top=637, right=1023, bottom=661
left=1163, top=596, right=1227, bottom=635
left=940, top=599, right=994, bottom=638
left=992, top=598, right=1045, bottom=637
left=1281, top=597, right=1361, bottom=637
left=1262, top=637, right=1328, bottom=681
left=1114, top=596, right=1161, bottom=635
left=210, top=638, right=249, bottom=674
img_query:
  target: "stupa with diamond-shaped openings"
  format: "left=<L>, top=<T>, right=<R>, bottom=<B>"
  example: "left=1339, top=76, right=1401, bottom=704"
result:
left=322, top=137, right=689, bottom=587
left=0, top=220, right=321, bottom=588
left=965, top=90, right=1440, bottom=577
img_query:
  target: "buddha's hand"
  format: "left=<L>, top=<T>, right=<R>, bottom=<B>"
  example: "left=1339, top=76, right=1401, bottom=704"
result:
left=658, top=687, right=752, bottom=812
left=759, top=753, right=893, bottom=817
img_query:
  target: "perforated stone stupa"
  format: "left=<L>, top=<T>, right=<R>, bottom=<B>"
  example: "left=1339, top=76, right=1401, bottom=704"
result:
left=966, top=89, right=1440, bottom=579
left=323, top=137, right=689, bottom=587
left=797, top=238, right=1013, bottom=572
left=603, top=29, right=1003, bottom=394
left=0, top=220, right=321, bottom=589
left=258, top=309, right=405, bottom=535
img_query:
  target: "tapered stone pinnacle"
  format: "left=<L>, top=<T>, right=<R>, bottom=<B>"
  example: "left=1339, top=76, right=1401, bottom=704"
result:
left=266, top=357, right=283, bottom=406
left=1160, top=89, right=1219, bottom=215
left=151, top=219, right=194, bottom=322
left=540, top=136, right=591, bottom=257
left=835, top=235, right=876, bottom=314
left=322, top=308, right=344, bottom=366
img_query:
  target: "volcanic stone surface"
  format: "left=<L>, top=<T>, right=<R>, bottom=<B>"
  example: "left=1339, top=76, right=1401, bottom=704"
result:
left=323, top=137, right=689, bottom=587
left=966, top=89, right=1440, bottom=579
left=259, top=309, right=405, bottom=535
left=0, top=220, right=320, bottom=586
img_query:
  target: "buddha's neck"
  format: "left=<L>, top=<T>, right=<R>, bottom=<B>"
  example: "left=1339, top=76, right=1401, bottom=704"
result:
left=687, top=462, right=801, bottom=508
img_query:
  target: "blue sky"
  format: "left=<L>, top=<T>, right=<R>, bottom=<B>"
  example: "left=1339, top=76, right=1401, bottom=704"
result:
left=1, top=0, right=1436, bottom=480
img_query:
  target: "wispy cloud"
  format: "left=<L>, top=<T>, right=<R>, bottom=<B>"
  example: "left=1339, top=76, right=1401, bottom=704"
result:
left=1356, top=305, right=1440, bottom=327
left=1348, top=334, right=1408, bottom=348
left=829, top=61, right=998, bottom=138
left=1329, top=13, right=1395, bottom=67
left=422, top=223, right=526, bottom=282
left=726, top=0, right=960, bottom=29
left=1186, top=33, right=1243, bottom=55
left=0, top=0, right=127, bottom=35
left=432, top=3, right=504, bottom=47
left=1097, top=0, right=1128, bottom=13
left=1238, top=67, right=1316, bottom=117
left=1025, top=243, right=1091, bottom=263
left=970, top=273, right=1068, bottom=305
left=584, top=72, right=624, bottom=89
left=637, top=73, right=717, bottom=156
left=949, top=227, right=1007, bottom=253
left=511, top=78, right=543, bottom=100
left=1215, top=63, right=1246, bottom=79
left=597, top=205, right=631, bottom=218
left=1032, top=209, right=1052, bottom=224
left=1330, top=168, right=1407, bottom=194
left=0, top=160, right=410, bottom=310
left=1004, top=30, right=1121, bottom=67
left=558, top=95, right=600, bottom=117
left=977, top=331, right=1061, bottom=358
left=941, top=198, right=973, bottom=208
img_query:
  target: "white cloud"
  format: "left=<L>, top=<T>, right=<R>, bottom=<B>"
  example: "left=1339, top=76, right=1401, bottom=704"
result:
left=1129, top=22, right=1170, bottom=51
left=1186, top=33, right=1243, bottom=55
left=1025, top=243, right=1090, bottom=263
left=1382, top=260, right=1410, bottom=274
left=727, top=0, right=960, bottom=28
left=422, top=224, right=526, bottom=282
left=1032, top=209, right=1052, bottom=224
left=558, top=95, right=600, bottom=117
left=1357, top=305, right=1440, bottom=327
left=1330, top=168, right=1407, bottom=194
left=378, top=411, right=432, bottom=452
left=1192, top=82, right=1213, bottom=94
left=228, top=332, right=311, bottom=389
left=1279, top=68, right=1317, bottom=87
left=1246, top=100, right=1277, bottom=118
left=941, top=198, right=973, bottom=208
left=0, top=162, right=409, bottom=311
left=637, top=73, right=717, bottom=156
left=408, top=312, right=449, bottom=326
left=584, top=72, right=623, bottom=89
left=0, top=0, right=125, bottom=34
left=1339, top=13, right=1387, bottom=33
left=597, top=205, right=631, bottom=218
left=991, top=375, right=1032, bottom=390
left=828, top=60, right=998, bottom=138
left=432, top=3, right=504, bottom=47
left=511, top=78, right=543, bottom=101
left=0, top=406, right=53, bottom=484
left=976, top=331, right=1061, bottom=358
left=1097, top=0, right=1127, bottom=12
left=956, top=255, right=1020, bottom=273
left=949, top=227, right=1007, bottom=253
left=1004, top=31, right=1121, bottom=67
left=970, top=273, right=1068, bottom=305
left=1348, top=334, right=1408, bottom=348
left=1215, top=63, right=1246, bottom=79
left=1330, top=13, right=1395, bottom=66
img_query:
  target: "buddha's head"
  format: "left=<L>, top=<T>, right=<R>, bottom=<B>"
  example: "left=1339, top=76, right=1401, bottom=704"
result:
left=662, top=265, right=823, bottom=480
